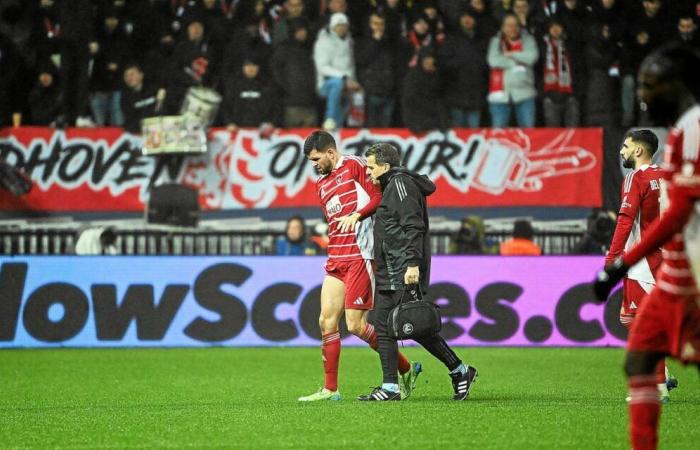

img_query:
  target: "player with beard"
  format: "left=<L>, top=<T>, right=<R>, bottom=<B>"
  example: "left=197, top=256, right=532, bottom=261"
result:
left=298, top=130, right=420, bottom=402
left=594, top=44, right=700, bottom=450
left=605, top=130, right=675, bottom=402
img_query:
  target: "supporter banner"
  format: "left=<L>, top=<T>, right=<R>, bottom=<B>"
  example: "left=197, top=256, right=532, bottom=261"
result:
left=0, top=256, right=625, bottom=348
left=0, top=127, right=602, bottom=211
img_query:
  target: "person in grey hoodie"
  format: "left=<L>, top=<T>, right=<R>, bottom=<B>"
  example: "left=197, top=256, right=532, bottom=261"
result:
left=358, top=142, right=478, bottom=402
left=313, top=12, right=362, bottom=130
left=487, top=13, right=539, bottom=127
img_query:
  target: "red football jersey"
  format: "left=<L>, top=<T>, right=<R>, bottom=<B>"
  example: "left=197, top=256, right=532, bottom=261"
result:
left=606, top=165, right=663, bottom=283
left=316, top=155, right=381, bottom=261
left=623, top=105, right=700, bottom=296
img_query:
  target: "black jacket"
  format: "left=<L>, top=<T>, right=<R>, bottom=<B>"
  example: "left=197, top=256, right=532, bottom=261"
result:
left=271, top=38, right=317, bottom=108
left=221, top=74, right=275, bottom=126
left=355, top=34, right=397, bottom=97
left=374, top=167, right=435, bottom=293
left=401, top=60, right=444, bottom=132
left=438, top=30, right=488, bottom=110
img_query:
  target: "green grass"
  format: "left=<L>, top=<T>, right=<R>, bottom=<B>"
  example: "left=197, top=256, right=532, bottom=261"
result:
left=0, top=347, right=697, bottom=449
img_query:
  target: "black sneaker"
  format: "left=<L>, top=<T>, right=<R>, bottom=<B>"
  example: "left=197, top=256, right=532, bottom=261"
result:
left=450, top=365, right=478, bottom=401
left=357, top=387, right=401, bottom=401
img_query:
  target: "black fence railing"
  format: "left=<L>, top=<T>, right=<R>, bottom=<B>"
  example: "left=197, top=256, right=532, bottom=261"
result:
left=0, top=228, right=586, bottom=256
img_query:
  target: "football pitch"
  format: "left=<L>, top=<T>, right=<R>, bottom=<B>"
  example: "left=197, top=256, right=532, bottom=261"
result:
left=1, top=347, right=698, bottom=449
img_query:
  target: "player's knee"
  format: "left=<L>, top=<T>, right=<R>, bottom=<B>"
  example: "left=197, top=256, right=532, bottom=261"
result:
left=318, top=315, right=339, bottom=333
left=345, top=318, right=363, bottom=336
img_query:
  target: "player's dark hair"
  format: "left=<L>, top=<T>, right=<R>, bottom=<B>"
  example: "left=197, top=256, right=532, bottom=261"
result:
left=303, top=131, right=336, bottom=156
left=625, top=129, right=659, bottom=156
left=365, top=143, right=401, bottom=168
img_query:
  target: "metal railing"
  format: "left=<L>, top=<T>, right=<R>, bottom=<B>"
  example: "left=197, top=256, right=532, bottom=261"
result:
left=0, top=228, right=586, bottom=256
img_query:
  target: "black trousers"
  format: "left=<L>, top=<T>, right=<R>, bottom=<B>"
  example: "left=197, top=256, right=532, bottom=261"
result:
left=370, top=289, right=462, bottom=384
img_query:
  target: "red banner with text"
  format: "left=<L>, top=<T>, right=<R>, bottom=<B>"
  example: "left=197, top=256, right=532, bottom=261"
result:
left=0, top=127, right=602, bottom=211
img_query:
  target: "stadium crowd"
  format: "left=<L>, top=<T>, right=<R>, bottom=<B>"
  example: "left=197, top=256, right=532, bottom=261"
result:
left=0, top=0, right=698, bottom=132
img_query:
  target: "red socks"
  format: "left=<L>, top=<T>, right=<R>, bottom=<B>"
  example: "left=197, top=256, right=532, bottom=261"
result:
left=359, top=323, right=411, bottom=375
left=655, top=360, right=666, bottom=385
left=322, top=331, right=341, bottom=391
left=629, top=374, right=661, bottom=450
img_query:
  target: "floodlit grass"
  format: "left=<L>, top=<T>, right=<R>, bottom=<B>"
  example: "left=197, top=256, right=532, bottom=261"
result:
left=0, top=347, right=697, bottom=449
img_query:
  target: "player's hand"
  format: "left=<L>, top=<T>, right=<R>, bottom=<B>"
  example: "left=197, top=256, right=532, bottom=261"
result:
left=337, top=213, right=361, bottom=233
left=593, top=257, right=629, bottom=302
left=404, top=266, right=419, bottom=285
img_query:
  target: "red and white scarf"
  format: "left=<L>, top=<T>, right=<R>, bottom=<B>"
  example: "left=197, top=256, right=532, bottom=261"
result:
left=543, top=35, right=572, bottom=94
left=489, top=35, right=523, bottom=96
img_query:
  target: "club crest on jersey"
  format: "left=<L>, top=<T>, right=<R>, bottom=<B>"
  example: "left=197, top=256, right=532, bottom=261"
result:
left=336, top=175, right=343, bottom=185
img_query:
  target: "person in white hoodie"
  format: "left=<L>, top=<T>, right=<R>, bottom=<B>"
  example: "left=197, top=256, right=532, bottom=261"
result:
left=313, top=12, right=362, bottom=130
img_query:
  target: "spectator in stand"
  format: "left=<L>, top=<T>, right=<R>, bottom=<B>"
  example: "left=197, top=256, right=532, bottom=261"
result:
left=122, top=0, right=174, bottom=57
left=468, top=0, right=498, bottom=40
left=223, top=12, right=273, bottom=84
left=31, top=0, right=63, bottom=77
left=375, top=0, right=408, bottom=43
left=636, top=0, right=672, bottom=46
left=221, top=56, right=276, bottom=130
left=512, top=0, right=539, bottom=37
left=449, top=216, right=499, bottom=254
left=200, top=0, right=231, bottom=54
left=674, top=14, right=699, bottom=47
left=315, top=0, right=351, bottom=35
left=438, top=8, right=488, bottom=128
left=57, top=0, right=96, bottom=127
left=492, top=0, right=514, bottom=23
left=417, top=0, right=446, bottom=44
left=620, top=28, right=653, bottom=126
left=540, top=18, right=580, bottom=127
left=556, top=0, right=589, bottom=114
left=573, top=209, right=616, bottom=255
left=89, top=8, right=130, bottom=127
left=169, top=14, right=219, bottom=113
left=28, top=65, right=61, bottom=126
left=401, top=13, right=440, bottom=71
left=499, top=220, right=542, bottom=255
left=120, top=63, right=165, bottom=134
left=487, top=13, right=539, bottom=127
left=584, top=23, right=620, bottom=127
left=355, top=12, right=398, bottom=127
left=271, top=17, right=318, bottom=127
left=401, top=47, right=444, bottom=132
left=313, top=12, right=361, bottom=131
left=276, top=216, right=320, bottom=255
left=589, top=0, right=626, bottom=43
left=272, top=0, right=308, bottom=46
